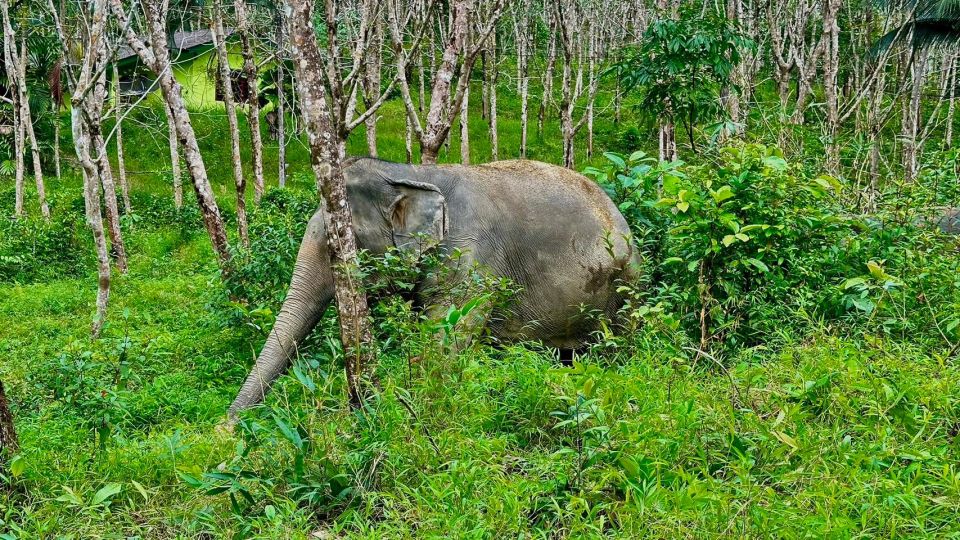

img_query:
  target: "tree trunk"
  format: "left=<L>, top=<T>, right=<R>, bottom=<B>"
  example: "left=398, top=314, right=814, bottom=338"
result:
left=235, top=0, right=265, bottom=204
left=53, top=109, right=62, bottom=181
left=539, top=16, right=556, bottom=135
left=514, top=8, right=530, bottom=158
left=0, top=380, right=17, bottom=462
left=419, top=0, right=469, bottom=164
left=68, top=0, right=113, bottom=337
left=164, top=103, right=183, bottom=210
left=362, top=21, right=382, bottom=157
left=487, top=32, right=499, bottom=161
left=903, top=48, right=929, bottom=182
left=460, top=83, right=470, bottom=164
left=1, top=3, right=22, bottom=218
left=947, top=53, right=957, bottom=149
left=213, top=2, right=250, bottom=247
left=286, top=0, right=376, bottom=407
left=2, top=3, right=50, bottom=220
left=112, top=0, right=231, bottom=267
left=822, top=0, right=840, bottom=172
left=93, top=75, right=129, bottom=275
left=113, top=64, right=132, bottom=214
left=277, top=10, right=287, bottom=188
left=17, top=36, right=50, bottom=220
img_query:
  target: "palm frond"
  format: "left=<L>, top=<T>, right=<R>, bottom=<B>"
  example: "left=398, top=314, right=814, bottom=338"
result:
left=874, top=18, right=960, bottom=54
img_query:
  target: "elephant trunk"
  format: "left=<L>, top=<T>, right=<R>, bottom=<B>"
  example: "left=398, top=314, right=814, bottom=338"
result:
left=229, top=216, right=333, bottom=417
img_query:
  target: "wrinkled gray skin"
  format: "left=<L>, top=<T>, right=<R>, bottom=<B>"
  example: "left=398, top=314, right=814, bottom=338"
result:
left=936, top=208, right=960, bottom=234
left=229, top=158, right=639, bottom=416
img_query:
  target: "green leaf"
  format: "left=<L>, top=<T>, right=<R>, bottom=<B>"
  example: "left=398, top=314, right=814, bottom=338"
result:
left=272, top=415, right=304, bottom=450
left=762, top=155, right=788, bottom=171
left=131, top=480, right=150, bottom=502
left=676, top=201, right=690, bottom=213
left=90, top=483, right=123, bottom=507
left=9, top=454, right=25, bottom=478
left=56, top=486, right=85, bottom=506
left=735, top=233, right=749, bottom=242
left=604, top=152, right=627, bottom=169
left=744, top=258, right=769, bottom=272
left=711, top=185, right=734, bottom=203
left=773, top=430, right=799, bottom=450
left=619, top=455, right=640, bottom=477
left=722, top=235, right=737, bottom=247
left=842, top=277, right=867, bottom=289
left=866, top=261, right=886, bottom=280
left=662, top=257, right=684, bottom=265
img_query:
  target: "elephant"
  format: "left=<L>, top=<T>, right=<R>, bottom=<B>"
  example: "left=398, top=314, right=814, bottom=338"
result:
left=935, top=208, right=960, bottom=235
left=228, top=158, right=640, bottom=415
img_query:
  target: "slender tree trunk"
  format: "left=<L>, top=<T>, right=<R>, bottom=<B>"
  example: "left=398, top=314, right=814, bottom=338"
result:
left=277, top=10, right=287, bottom=188
left=418, top=0, right=469, bottom=164
left=235, top=0, right=265, bottom=203
left=903, top=48, right=929, bottom=182
left=514, top=9, right=530, bottom=158
left=460, top=83, right=470, bottom=164
left=164, top=103, right=183, bottom=210
left=69, top=0, right=113, bottom=337
left=947, top=53, right=956, bottom=149
left=487, top=31, right=499, bottom=161
left=823, top=0, right=840, bottom=172
left=1, top=3, right=22, bottom=218
left=213, top=2, right=250, bottom=247
left=113, top=63, right=131, bottom=214
left=0, top=380, right=17, bottom=463
left=286, top=0, right=376, bottom=407
left=93, top=75, right=129, bottom=275
left=363, top=22, right=382, bottom=157
left=53, top=108, right=62, bottom=181
left=11, top=86, right=24, bottom=218
left=659, top=118, right=677, bottom=162
left=866, top=67, right=885, bottom=212
left=112, top=0, right=231, bottom=267
left=539, top=17, right=556, bottom=135
left=17, top=36, right=50, bottom=220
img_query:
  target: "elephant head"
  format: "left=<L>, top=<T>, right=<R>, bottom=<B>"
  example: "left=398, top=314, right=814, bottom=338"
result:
left=228, top=173, right=447, bottom=417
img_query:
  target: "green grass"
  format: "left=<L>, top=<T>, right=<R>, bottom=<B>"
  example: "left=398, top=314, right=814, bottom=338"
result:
left=2, top=82, right=960, bottom=538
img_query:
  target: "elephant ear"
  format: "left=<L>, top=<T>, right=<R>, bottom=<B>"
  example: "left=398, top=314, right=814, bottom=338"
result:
left=386, top=178, right=448, bottom=256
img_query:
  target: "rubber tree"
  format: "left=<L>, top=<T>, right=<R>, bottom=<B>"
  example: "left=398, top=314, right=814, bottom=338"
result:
left=110, top=0, right=231, bottom=268
left=230, top=0, right=377, bottom=413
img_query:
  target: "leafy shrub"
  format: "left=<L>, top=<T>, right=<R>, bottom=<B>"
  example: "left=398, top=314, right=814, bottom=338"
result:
left=0, top=213, right=89, bottom=283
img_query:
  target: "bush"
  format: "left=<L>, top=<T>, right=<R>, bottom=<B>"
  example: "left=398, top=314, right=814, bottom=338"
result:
left=0, top=213, right=89, bottom=283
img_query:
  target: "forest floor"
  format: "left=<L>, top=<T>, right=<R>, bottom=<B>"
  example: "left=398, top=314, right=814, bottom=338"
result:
left=2, top=94, right=960, bottom=538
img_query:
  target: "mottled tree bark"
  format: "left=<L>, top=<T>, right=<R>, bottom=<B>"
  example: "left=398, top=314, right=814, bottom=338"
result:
left=92, top=67, right=128, bottom=274
left=276, top=11, right=288, bottom=187
left=513, top=1, right=531, bottom=158
left=2, top=1, right=49, bottom=220
left=164, top=103, right=183, bottom=210
left=460, top=83, right=470, bottom=164
left=65, top=0, right=113, bottom=337
left=902, top=48, right=929, bottom=182
left=389, top=0, right=506, bottom=164
left=111, top=0, right=231, bottom=267
left=212, top=1, right=250, bottom=247
left=539, top=13, right=556, bottom=136
left=822, top=0, right=840, bottom=171
left=487, top=30, right=499, bottom=161
left=112, top=64, right=132, bottom=215
left=362, top=19, right=382, bottom=157
left=235, top=0, right=265, bottom=203
left=286, top=0, right=376, bottom=407
left=0, top=380, right=17, bottom=463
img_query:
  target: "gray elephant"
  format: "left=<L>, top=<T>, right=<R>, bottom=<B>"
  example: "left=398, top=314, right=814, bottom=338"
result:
left=935, top=208, right=960, bottom=234
left=229, top=158, right=640, bottom=415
